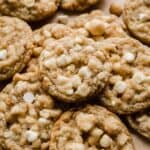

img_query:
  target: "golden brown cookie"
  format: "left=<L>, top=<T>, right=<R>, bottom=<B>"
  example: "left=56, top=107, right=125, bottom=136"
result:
left=50, top=105, right=135, bottom=150
left=0, top=72, right=63, bottom=150
left=39, top=35, right=111, bottom=103
left=99, top=37, right=150, bottom=114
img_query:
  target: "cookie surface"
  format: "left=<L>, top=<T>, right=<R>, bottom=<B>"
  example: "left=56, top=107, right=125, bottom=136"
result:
left=0, top=16, right=32, bottom=81
left=99, top=37, right=150, bottom=114
left=60, top=0, right=100, bottom=11
left=39, top=34, right=111, bottom=103
left=0, top=72, right=63, bottom=150
left=50, top=105, right=135, bottom=150
left=123, top=0, right=150, bottom=45
left=26, top=23, right=79, bottom=73
left=127, top=108, right=150, bottom=140
left=0, top=0, right=60, bottom=21
left=56, top=10, right=126, bottom=39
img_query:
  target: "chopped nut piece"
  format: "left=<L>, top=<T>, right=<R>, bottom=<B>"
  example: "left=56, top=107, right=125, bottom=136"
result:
left=110, top=3, right=123, bottom=16
left=85, top=19, right=108, bottom=36
left=76, top=113, right=95, bottom=132
left=100, top=134, right=112, bottom=148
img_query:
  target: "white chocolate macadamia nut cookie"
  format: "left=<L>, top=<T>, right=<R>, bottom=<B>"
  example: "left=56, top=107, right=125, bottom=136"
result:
left=0, top=0, right=60, bottom=22
left=99, top=37, right=150, bottom=114
left=123, top=0, right=150, bottom=45
left=0, top=72, right=62, bottom=150
left=50, top=105, right=135, bottom=150
left=0, top=16, right=32, bottom=81
left=39, top=35, right=111, bottom=103
left=60, top=0, right=100, bottom=11
left=127, top=108, right=150, bottom=139
left=56, top=10, right=126, bottom=40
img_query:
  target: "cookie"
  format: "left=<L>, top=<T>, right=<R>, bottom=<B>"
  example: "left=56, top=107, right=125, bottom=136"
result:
left=99, top=37, right=150, bottom=114
left=55, top=10, right=126, bottom=40
left=127, top=108, right=150, bottom=140
left=0, top=0, right=60, bottom=22
left=39, top=34, right=111, bottom=103
left=60, top=0, right=100, bottom=11
left=123, top=0, right=150, bottom=45
left=50, top=105, right=135, bottom=150
left=0, top=16, right=32, bottom=81
left=0, top=72, right=62, bottom=150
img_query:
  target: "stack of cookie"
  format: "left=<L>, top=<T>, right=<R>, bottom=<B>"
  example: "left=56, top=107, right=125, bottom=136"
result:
left=0, top=0, right=149, bottom=149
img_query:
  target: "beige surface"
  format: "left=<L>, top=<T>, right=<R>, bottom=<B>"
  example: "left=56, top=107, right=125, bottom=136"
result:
left=101, top=0, right=150, bottom=149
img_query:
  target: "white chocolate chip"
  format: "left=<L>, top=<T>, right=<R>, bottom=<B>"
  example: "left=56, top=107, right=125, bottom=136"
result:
left=65, top=89, right=74, bottom=95
left=71, top=75, right=82, bottom=88
left=0, top=50, right=7, bottom=60
left=57, top=75, right=69, bottom=85
left=85, top=19, right=108, bottom=36
left=65, top=143, right=85, bottom=150
left=23, top=92, right=35, bottom=103
left=76, top=113, right=95, bottom=132
left=79, top=66, right=92, bottom=78
left=38, top=118, right=48, bottom=125
left=132, top=72, right=145, bottom=84
left=100, top=134, right=112, bottom=148
left=76, top=83, right=90, bottom=97
left=114, top=81, right=127, bottom=94
left=123, top=52, right=135, bottom=63
left=44, top=58, right=57, bottom=69
left=57, top=55, right=72, bottom=67
left=117, top=133, right=128, bottom=146
left=25, top=130, right=38, bottom=142
left=88, top=127, right=104, bottom=145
